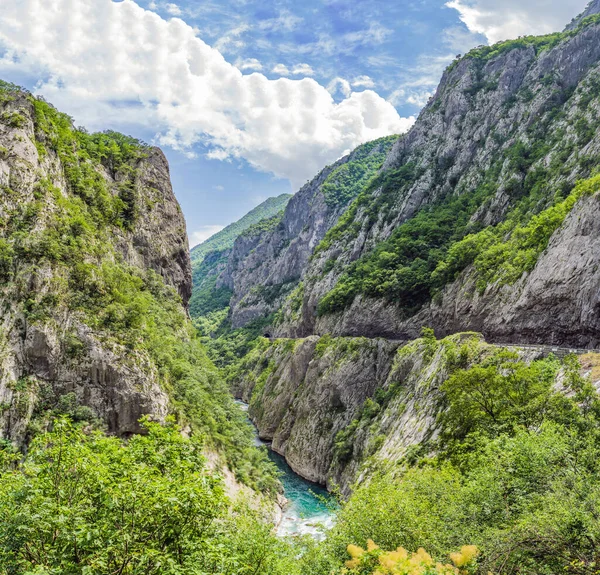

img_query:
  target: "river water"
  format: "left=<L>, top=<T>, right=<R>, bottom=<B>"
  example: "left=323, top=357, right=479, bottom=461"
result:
left=236, top=400, right=336, bottom=538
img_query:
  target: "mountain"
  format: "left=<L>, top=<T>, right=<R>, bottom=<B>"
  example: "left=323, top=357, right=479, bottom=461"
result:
left=216, top=136, right=399, bottom=327
left=214, top=14, right=600, bottom=349
left=194, top=8, right=600, bottom=502
left=189, top=193, right=291, bottom=320
left=0, top=80, right=277, bottom=493
left=190, top=193, right=292, bottom=267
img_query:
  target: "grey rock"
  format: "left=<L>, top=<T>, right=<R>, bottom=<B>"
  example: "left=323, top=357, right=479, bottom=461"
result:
left=0, top=92, right=187, bottom=442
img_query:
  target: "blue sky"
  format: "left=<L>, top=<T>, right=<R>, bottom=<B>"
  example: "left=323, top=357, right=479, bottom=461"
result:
left=0, top=0, right=590, bottom=245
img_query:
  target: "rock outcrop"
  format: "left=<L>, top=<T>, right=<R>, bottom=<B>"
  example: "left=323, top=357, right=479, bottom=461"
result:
left=0, top=87, right=190, bottom=442
left=217, top=137, right=398, bottom=328
left=234, top=333, right=576, bottom=495
left=272, top=15, right=600, bottom=348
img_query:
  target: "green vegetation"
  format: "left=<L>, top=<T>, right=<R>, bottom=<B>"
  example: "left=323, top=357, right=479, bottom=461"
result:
left=318, top=104, right=600, bottom=316
left=32, top=96, right=148, bottom=230
left=321, top=136, right=398, bottom=208
left=434, top=174, right=600, bottom=292
left=190, top=194, right=291, bottom=267
left=0, top=83, right=279, bottom=494
left=300, top=337, right=600, bottom=575
left=0, top=418, right=297, bottom=575
left=189, top=196, right=292, bottom=360
left=446, top=13, right=600, bottom=74
left=189, top=249, right=233, bottom=318
left=240, top=209, right=285, bottom=238
left=317, top=171, right=495, bottom=315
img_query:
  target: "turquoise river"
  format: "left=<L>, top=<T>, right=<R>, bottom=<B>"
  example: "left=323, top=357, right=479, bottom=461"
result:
left=235, top=400, right=336, bottom=538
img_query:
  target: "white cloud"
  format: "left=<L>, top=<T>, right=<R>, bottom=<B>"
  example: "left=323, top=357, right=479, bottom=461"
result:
left=0, top=0, right=413, bottom=190
left=291, top=63, right=315, bottom=76
left=214, top=23, right=250, bottom=53
left=327, top=77, right=352, bottom=98
left=165, top=3, right=181, bottom=16
left=190, top=225, right=225, bottom=247
left=207, top=148, right=230, bottom=161
left=352, top=75, right=375, bottom=89
left=214, top=185, right=224, bottom=191
left=235, top=58, right=263, bottom=72
left=271, top=63, right=290, bottom=76
left=446, top=0, right=589, bottom=44
left=343, top=22, right=392, bottom=46
left=258, top=10, right=302, bottom=32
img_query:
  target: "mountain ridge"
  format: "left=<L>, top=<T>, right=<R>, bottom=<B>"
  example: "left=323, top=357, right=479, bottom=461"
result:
left=203, top=14, right=600, bottom=348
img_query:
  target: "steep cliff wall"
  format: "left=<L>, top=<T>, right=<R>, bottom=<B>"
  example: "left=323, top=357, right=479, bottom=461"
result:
left=233, top=333, right=578, bottom=495
left=270, top=16, right=600, bottom=348
left=0, top=84, right=194, bottom=443
left=217, top=137, right=398, bottom=328
left=194, top=9, right=600, bottom=498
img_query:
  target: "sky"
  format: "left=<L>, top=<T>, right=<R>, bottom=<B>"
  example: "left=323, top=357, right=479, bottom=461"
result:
left=0, top=0, right=591, bottom=246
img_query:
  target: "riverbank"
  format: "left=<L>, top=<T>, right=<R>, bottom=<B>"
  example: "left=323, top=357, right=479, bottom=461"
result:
left=235, top=400, right=337, bottom=538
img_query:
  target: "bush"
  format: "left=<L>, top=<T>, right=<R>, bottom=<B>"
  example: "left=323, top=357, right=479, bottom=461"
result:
left=0, top=418, right=296, bottom=575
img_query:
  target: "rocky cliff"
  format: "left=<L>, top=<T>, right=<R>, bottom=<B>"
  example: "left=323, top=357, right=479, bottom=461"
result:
left=233, top=333, right=591, bottom=495
left=216, top=136, right=398, bottom=328
left=191, top=6, right=600, bottom=494
left=272, top=14, right=600, bottom=348
left=0, top=84, right=192, bottom=442
left=208, top=15, right=600, bottom=348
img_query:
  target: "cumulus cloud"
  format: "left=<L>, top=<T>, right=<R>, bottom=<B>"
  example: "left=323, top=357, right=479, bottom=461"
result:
left=0, top=0, right=413, bottom=189
left=190, top=225, right=225, bottom=247
left=235, top=58, right=263, bottom=72
left=291, top=63, right=315, bottom=76
left=352, top=75, right=375, bottom=89
left=327, top=77, right=352, bottom=98
left=271, top=63, right=290, bottom=76
left=446, top=0, right=589, bottom=44
left=214, top=23, right=250, bottom=53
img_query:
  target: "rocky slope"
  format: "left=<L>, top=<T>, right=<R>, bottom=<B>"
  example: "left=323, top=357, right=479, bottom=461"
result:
left=210, top=14, right=600, bottom=348
left=0, top=83, right=191, bottom=443
left=189, top=194, right=292, bottom=321
left=188, top=5, right=600, bottom=494
left=233, top=332, right=593, bottom=495
left=216, top=136, right=398, bottom=328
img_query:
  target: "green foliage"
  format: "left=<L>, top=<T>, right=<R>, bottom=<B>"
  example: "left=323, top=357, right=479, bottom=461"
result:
left=303, top=350, right=600, bottom=575
left=189, top=253, right=233, bottom=318
left=322, top=136, right=398, bottom=208
left=241, top=209, right=285, bottom=239
left=317, top=177, right=494, bottom=316
left=31, top=97, right=147, bottom=229
left=435, top=174, right=600, bottom=292
left=0, top=111, right=26, bottom=128
left=0, top=418, right=297, bottom=575
left=190, top=194, right=292, bottom=267
left=439, top=350, right=560, bottom=444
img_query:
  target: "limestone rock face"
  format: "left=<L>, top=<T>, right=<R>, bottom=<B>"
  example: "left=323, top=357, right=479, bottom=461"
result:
left=219, top=17, right=600, bottom=495
left=218, top=140, right=395, bottom=328
left=118, top=147, right=192, bottom=304
left=0, top=90, right=188, bottom=442
left=235, top=334, right=554, bottom=495
left=271, top=18, right=600, bottom=347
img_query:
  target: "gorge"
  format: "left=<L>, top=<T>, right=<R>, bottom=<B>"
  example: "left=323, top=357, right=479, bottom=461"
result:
left=2, top=1, right=600, bottom=573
